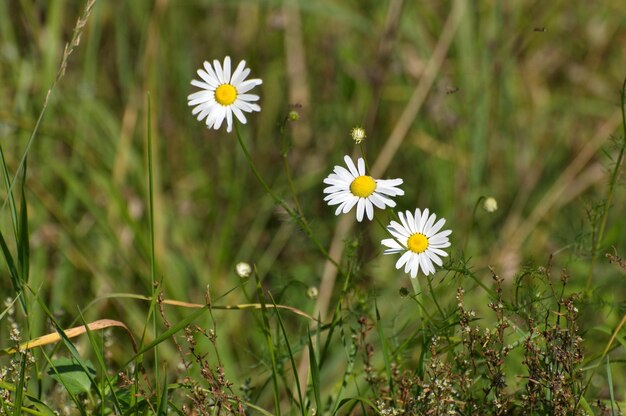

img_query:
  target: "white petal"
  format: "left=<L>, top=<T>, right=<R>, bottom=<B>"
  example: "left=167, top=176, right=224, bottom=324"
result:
left=368, top=193, right=388, bottom=209
left=388, top=224, right=410, bottom=241
left=334, top=166, right=355, bottom=181
left=406, top=254, right=416, bottom=274
left=398, top=211, right=413, bottom=234
left=223, top=56, right=231, bottom=82
left=370, top=192, right=395, bottom=208
left=231, top=60, right=247, bottom=85
left=213, top=59, right=225, bottom=84
left=323, top=177, right=350, bottom=187
left=356, top=198, right=365, bottom=221
left=431, top=229, right=452, bottom=240
left=426, top=249, right=443, bottom=266
left=203, top=61, right=219, bottom=83
left=423, top=213, right=437, bottom=235
left=190, top=79, right=214, bottom=90
left=428, top=218, right=447, bottom=237
left=419, top=255, right=432, bottom=276
left=357, top=158, right=366, bottom=176
left=232, top=105, right=248, bottom=124
left=376, top=184, right=405, bottom=197
left=326, top=192, right=352, bottom=205
left=238, top=93, right=260, bottom=102
left=226, top=108, right=233, bottom=131
left=188, top=92, right=213, bottom=106
left=429, top=241, right=451, bottom=250
left=323, top=185, right=347, bottom=194
left=342, top=196, right=358, bottom=214
left=197, top=69, right=218, bottom=87
left=235, top=100, right=260, bottom=113
left=212, top=106, right=226, bottom=130
left=237, top=79, right=263, bottom=93
left=418, top=208, right=429, bottom=232
left=396, top=251, right=412, bottom=270
left=381, top=238, right=403, bottom=251
left=410, top=255, right=420, bottom=277
left=365, top=199, right=374, bottom=220
left=344, top=156, right=359, bottom=178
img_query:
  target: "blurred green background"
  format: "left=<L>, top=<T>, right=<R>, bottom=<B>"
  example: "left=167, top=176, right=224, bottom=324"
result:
left=1, top=0, right=626, bottom=407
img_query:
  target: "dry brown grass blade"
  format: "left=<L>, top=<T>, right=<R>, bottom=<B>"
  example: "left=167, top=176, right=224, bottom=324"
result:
left=2, top=319, right=136, bottom=356
left=160, top=298, right=318, bottom=322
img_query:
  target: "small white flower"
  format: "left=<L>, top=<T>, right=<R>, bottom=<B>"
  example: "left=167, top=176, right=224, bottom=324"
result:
left=350, top=126, right=366, bottom=144
left=188, top=56, right=262, bottom=133
left=381, top=208, right=451, bottom=278
left=306, top=286, right=319, bottom=299
left=483, top=197, right=498, bottom=213
left=323, top=155, right=404, bottom=222
left=235, top=262, right=252, bottom=278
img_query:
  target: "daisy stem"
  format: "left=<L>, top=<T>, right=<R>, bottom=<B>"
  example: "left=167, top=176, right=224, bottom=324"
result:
left=425, top=274, right=445, bottom=319
left=234, top=123, right=340, bottom=270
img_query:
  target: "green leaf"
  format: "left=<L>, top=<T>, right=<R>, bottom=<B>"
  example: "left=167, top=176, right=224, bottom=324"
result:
left=47, top=357, right=96, bottom=395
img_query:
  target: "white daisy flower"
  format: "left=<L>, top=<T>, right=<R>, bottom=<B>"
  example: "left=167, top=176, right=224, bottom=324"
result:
left=188, top=56, right=262, bottom=133
left=381, top=208, right=451, bottom=278
left=323, top=155, right=404, bottom=222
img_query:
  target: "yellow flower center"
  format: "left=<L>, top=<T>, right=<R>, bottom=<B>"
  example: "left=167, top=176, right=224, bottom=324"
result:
left=215, top=84, right=237, bottom=106
left=350, top=175, right=376, bottom=198
left=407, top=233, right=429, bottom=253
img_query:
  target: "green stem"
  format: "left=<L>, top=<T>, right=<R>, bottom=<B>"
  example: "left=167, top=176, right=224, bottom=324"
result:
left=426, top=274, right=445, bottom=318
left=234, top=123, right=339, bottom=270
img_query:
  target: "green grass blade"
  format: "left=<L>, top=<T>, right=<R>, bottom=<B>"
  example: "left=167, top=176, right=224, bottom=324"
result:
left=0, top=143, right=19, bottom=241
left=307, top=327, right=321, bottom=414
left=12, top=352, right=27, bottom=416
left=17, top=161, right=29, bottom=284
left=374, top=300, right=396, bottom=404
left=76, top=309, right=123, bottom=415
left=606, top=356, right=616, bottom=415
left=146, top=92, right=159, bottom=387
left=0, top=229, right=23, bottom=311
left=269, top=294, right=305, bottom=416
left=255, top=273, right=282, bottom=416
left=156, top=368, right=168, bottom=416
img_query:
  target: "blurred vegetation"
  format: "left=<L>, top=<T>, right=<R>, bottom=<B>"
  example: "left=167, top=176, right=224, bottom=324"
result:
left=1, top=0, right=626, bottom=414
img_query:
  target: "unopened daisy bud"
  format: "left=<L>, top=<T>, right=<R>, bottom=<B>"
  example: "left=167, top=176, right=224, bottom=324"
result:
left=288, top=110, right=300, bottom=121
left=350, top=126, right=366, bottom=144
left=306, top=286, right=319, bottom=299
left=235, top=262, right=252, bottom=278
left=483, top=197, right=498, bottom=213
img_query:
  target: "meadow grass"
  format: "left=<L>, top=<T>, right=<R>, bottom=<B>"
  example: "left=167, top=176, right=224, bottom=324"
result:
left=1, top=0, right=626, bottom=414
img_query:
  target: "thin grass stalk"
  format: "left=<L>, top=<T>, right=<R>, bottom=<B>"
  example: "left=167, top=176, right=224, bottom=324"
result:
left=254, top=272, right=282, bottom=416
left=146, top=92, right=160, bottom=394
left=586, top=78, right=626, bottom=292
